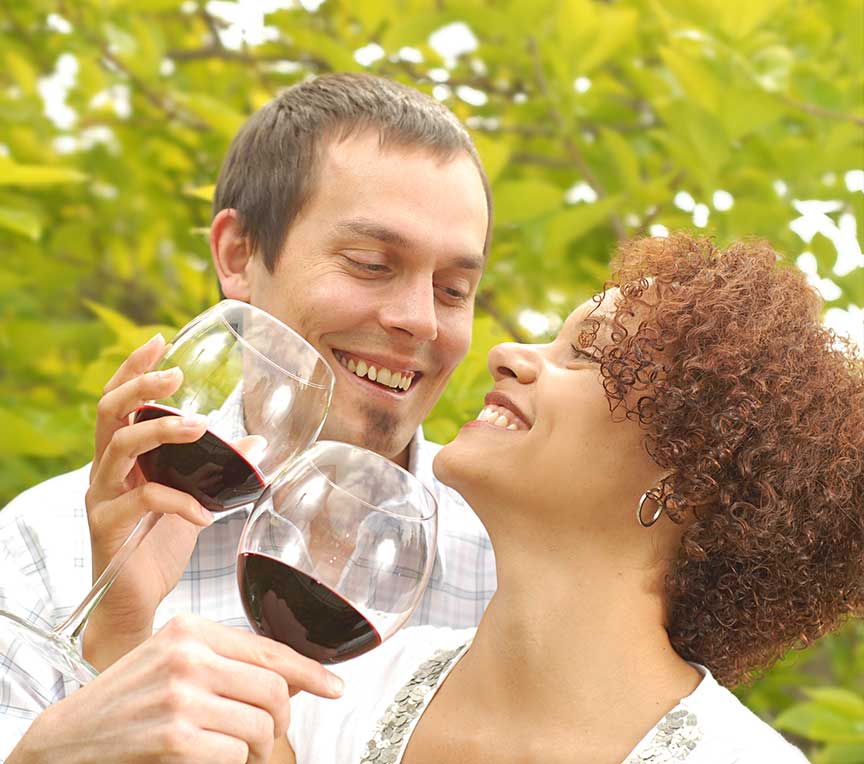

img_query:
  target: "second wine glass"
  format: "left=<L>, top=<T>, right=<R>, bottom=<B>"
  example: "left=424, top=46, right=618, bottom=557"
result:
left=237, top=440, right=438, bottom=664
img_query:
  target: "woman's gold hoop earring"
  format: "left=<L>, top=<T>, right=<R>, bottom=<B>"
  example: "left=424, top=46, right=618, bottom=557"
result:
left=637, top=491, right=664, bottom=528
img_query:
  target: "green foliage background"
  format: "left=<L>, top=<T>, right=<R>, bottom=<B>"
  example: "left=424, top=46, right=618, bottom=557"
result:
left=0, top=1, right=861, bottom=759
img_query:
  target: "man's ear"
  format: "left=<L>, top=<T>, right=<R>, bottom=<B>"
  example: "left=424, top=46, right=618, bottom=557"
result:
left=210, top=208, right=253, bottom=301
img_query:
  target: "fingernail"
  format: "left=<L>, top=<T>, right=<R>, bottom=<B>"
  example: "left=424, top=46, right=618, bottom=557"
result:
left=148, top=332, right=165, bottom=347
left=327, top=673, right=344, bottom=696
left=201, top=506, right=215, bottom=525
left=158, top=367, right=181, bottom=380
left=180, top=414, right=208, bottom=428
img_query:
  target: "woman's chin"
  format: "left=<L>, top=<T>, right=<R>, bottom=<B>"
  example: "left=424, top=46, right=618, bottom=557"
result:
left=432, top=434, right=476, bottom=495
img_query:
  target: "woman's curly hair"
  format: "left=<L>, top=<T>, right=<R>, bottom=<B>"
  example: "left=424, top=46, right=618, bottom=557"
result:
left=585, top=233, right=864, bottom=687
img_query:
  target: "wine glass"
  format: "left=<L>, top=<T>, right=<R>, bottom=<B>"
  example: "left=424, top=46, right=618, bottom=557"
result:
left=0, top=300, right=335, bottom=684
left=237, top=440, right=438, bottom=664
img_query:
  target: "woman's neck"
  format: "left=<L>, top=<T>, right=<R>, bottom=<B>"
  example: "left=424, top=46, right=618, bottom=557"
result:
left=455, top=503, right=702, bottom=749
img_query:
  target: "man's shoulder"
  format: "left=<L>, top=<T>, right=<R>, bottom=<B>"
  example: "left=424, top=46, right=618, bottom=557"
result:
left=1, top=462, right=91, bottom=527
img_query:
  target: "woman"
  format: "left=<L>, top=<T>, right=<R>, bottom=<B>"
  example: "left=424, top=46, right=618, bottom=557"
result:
left=281, top=234, right=863, bottom=763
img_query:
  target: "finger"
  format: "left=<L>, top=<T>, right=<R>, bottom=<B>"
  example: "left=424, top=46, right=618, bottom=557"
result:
left=158, top=616, right=344, bottom=701
left=88, top=483, right=214, bottom=542
left=91, top=414, right=209, bottom=495
left=189, top=691, right=276, bottom=764
left=103, top=333, right=166, bottom=396
left=94, top=368, right=186, bottom=463
left=154, top=726, right=250, bottom=764
left=205, top=654, right=293, bottom=738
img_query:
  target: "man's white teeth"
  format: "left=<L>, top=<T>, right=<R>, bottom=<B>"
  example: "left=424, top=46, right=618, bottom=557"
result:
left=334, top=352, right=414, bottom=391
left=476, top=405, right=524, bottom=430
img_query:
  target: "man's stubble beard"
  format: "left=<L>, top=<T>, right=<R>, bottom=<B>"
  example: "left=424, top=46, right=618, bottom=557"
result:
left=324, top=399, right=405, bottom=460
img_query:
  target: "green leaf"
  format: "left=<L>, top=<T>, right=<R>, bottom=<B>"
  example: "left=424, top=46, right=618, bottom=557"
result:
left=0, top=160, right=88, bottom=187
left=775, top=703, right=864, bottom=743
left=493, top=179, right=563, bottom=226
left=471, top=132, right=510, bottom=186
left=715, top=0, right=788, bottom=39
left=577, top=7, right=638, bottom=74
left=185, top=185, right=216, bottom=202
left=0, top=206, right=41, bottom=239
left=544, top=197, right=619, bottom=257
left=660, top=45, right=721, bottom=115
left=601, top=129, right=640, bottom=188
left=0, top=410, right=78, bottom=457
left=3, top=49, right=38, bottom=96
left=814, top=742, right=864, bottom=764
left=83, top=300, right=139, bottom=338
left=171, top=92, right=247, bottom=140
left=804, top=688, right=864, bottom=719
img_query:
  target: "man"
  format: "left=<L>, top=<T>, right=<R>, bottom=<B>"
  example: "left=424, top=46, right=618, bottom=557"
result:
left=0, top=73, right=495, bottom=763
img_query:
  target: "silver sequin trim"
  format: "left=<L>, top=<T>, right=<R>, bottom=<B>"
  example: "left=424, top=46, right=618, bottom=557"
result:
left=360, top=644, right=466, bottom=763
left=624, top=707, right=703, bottom=763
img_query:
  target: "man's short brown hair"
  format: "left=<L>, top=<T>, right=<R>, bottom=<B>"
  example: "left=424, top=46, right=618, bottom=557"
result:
left=213, top=73, right=492, bottom=270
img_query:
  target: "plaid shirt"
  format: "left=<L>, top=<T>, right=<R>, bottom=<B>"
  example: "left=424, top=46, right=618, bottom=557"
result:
left=0, top=428, right=495, bottom=759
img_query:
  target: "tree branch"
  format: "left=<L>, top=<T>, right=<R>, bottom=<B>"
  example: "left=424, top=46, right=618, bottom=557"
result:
left=475, top=292, right=529, bottom=343
left=526, top=37, right=627, bottom=240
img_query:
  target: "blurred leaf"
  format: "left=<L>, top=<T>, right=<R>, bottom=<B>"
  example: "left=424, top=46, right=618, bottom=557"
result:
left=0, top=206, right=41, bottom=239
left=813, top=742, right=864, bottom=764
left=776, top=699, right=864, bottom=743
left=0, top=160, right=88, bottom=187
left=494, top=179, right=563, bottom=226
left=185, top=185, right=216, bottom=202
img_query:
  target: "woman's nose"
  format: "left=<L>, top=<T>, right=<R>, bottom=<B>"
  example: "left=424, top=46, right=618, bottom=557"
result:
left=488, top=342, right=539, bottom=383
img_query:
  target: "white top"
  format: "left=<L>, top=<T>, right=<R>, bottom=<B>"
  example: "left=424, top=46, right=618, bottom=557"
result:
left=0, top=428, right=496, bottom=760
left=289, top=626, right=811, bottom=764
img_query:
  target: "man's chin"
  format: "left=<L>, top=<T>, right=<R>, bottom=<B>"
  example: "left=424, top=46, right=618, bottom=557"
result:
left=319, top=420, right=412, bottom=466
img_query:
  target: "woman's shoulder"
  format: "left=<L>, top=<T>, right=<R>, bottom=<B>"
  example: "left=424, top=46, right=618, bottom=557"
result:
left=678, top=667, right=810, bottom=764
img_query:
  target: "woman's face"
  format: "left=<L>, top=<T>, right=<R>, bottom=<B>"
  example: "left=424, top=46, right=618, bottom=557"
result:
left=434, top=289, right=666, bottom=532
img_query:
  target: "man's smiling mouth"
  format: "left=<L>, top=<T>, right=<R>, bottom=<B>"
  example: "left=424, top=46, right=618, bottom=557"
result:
left=333, top=350, right=418, bottom=392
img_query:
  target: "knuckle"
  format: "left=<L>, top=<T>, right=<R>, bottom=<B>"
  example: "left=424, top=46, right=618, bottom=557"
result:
left=156, top=722, right=194, bottom=758
left=159, top=679, right=192, bottom=715
left=265, top=672, right=290, bottom=705
left=249, top=708, right=275, bottom=745
left=138, top=481, right=160, bottom=507
left=160, top=614, right=202, bottom=643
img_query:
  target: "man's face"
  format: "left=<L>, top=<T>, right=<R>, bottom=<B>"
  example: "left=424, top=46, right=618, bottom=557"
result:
left=243, top=130, right=489, bottom=465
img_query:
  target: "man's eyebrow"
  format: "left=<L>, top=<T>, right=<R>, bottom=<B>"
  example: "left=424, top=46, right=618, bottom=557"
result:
left=336, top=219, right=410, bottom=248
left=335, top=219, right=485, bottom=270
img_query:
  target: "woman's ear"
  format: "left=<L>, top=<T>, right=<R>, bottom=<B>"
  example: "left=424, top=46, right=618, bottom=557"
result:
left=210, top=208, right=253, bottom=301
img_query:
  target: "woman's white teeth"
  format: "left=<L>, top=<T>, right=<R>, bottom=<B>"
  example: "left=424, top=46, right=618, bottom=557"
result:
left=335, top=352, right=413, bottom=391
left=476, top=405, right=524, bottom=430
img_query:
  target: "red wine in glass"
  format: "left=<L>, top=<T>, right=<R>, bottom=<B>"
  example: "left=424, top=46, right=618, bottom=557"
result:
left=134, top=404, right=267, bottom=512
left=237, top=551, right=382, bottom=664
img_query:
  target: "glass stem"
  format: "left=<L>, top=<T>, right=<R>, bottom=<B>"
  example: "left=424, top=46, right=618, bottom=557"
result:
left=54, top=512, right=162, bottom=642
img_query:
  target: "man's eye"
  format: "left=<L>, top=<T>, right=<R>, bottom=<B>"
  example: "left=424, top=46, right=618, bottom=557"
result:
left=436, top=284, right=470, bottom=303
left=344, top=257, right=389, bottom=273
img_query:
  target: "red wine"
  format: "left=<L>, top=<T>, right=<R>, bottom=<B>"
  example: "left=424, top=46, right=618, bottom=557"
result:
left=238, top=552, right=382, bottom=664
left=134, top=404, right=266, bottom=512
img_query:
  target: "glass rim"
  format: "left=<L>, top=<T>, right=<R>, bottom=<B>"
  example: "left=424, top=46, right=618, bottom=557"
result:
left=216, top=299, right=334, bottom=391
left=269, top=440, right=438, bottom=522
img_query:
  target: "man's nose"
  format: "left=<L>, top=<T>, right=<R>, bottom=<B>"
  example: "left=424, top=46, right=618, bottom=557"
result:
left=379, top=277, right=438, bottom=342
